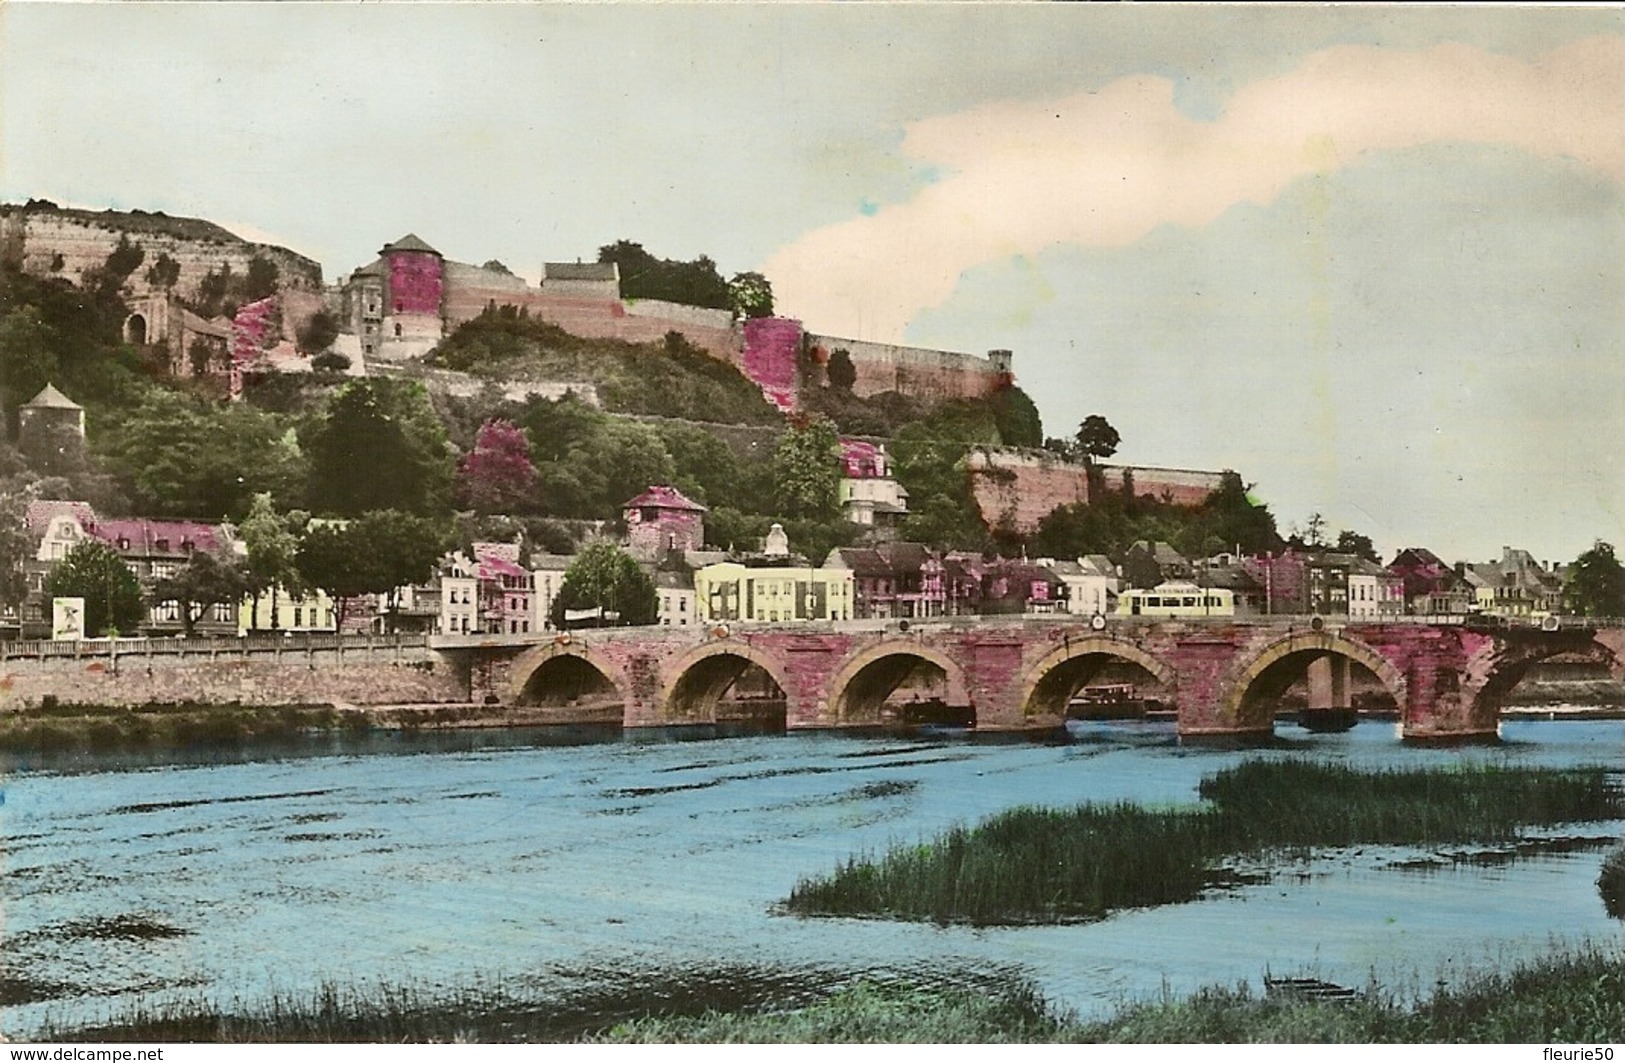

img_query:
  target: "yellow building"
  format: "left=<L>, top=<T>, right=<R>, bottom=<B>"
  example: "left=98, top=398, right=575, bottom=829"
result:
left=693, top=562, right=855, bottom=624
left=238, top=586, right=339, bottom=633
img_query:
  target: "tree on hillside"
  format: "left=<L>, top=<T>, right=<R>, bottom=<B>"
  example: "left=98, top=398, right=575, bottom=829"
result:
left=1566, top=541, right=1625, bottom=617
left=1075, top=415, right=1120, bottom=463
left=0, top=307, right=61, bottom=419
left=45, top=539, right=144, bottom=637
left=294, top=521, right=378, bottom=631
left=991, top=386, right=1043, bottom=448
left=100, top=391, right=305, bottom=520
left=304, top=379, right=451, bottom=517
left=550, top=542, right=658, bottom=629
left=772, top=417, right=841, bottom=520
left=826, top=348, right=856, bottom=391
left=728, top=271, right=774, bottom=319
left=152, top=550, right=250, bottom=637
left=458, top=418, right=537, bottom=514
left=295, top=310, right=340, bottom=355
left=597, top=240, right=732, bottom=309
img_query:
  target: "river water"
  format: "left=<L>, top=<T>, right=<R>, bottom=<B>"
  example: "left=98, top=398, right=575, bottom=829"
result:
left=2, top=716, right=1622, bottom=1038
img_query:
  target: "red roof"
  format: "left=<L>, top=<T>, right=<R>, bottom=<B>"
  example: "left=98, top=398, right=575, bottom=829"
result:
left=478, top=554, right=529, bottom=579
left=25, top=499, right=97, bottom=537
left=622, top=485, right=707, bottom=513
left=94, top=519, right=227, bottom=556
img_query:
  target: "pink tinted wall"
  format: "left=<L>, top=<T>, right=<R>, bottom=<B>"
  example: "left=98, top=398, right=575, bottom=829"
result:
left=388, top=250, right=443, bottom=315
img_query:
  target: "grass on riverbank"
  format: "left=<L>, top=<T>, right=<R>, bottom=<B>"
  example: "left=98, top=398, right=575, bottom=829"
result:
left=32, top=947, right=1625, bottom=1043
left=0, top=702, right=367, bottom=752
left=786, top=760, right=1623, bottom=925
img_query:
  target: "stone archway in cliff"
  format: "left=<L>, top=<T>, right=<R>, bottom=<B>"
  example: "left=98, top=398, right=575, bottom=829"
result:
left=1223, top=630, right=1407, bottom=733
left=1018, top=635, right=1177, bottom=721
left=660, top=641, right=790, bottom=728
left=827, top=641, right=972, bottom=727
left=506, top=643, right=627, bottom=720
left=123, top=313, right=148, bottom=346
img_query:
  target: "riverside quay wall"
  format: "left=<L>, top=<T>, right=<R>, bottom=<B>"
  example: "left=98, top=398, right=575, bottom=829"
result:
left=0, top=634, right=463, bottom=710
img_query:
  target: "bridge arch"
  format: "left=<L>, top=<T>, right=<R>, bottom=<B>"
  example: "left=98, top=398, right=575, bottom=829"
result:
left=826, top=639, right=970, bottom=726
left=1018, top=634, right=1176, bottom=721
left=659, top=640, right=791, bottom=726
left=504, top=641, right=629, bottom=715
left=1463, top=626, right=1623, bottom=731
left=1222, top=630, right=1407, bottom=732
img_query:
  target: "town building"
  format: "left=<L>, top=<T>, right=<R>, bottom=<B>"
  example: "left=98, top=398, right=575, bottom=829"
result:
left=1465, top=547, right=1565, bottom=619
left=837, top=439, right=908, bottom=529
left=693, top=560, right=854, bottom=625
left=95, top=518, right=241, bottom=636
left=1046, top=555, right=1120, bottom=616
left=1388, top=547, right=1474, bottom=615
left=1347, top=558, right=1405, bottom=619
left=1122, top=540, right=1193, bottom=590
left=623, top=485, right=707, bottom=562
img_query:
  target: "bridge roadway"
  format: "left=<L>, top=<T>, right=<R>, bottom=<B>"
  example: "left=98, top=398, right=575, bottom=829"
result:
left=436, top=614, right=1625, bottom=742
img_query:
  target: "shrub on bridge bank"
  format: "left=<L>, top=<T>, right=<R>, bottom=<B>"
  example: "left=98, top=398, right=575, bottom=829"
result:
left=33, top=946, right=1625, bottom=1043
left=785, top=760, right=1623, bottom=925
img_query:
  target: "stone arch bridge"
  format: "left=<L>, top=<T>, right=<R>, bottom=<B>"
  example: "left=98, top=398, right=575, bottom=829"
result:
left=440, top=616, right=1624, bottom=743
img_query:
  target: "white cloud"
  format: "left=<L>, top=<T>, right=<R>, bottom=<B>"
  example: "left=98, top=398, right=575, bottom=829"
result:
left=766, top=36, right=1625, bottom=343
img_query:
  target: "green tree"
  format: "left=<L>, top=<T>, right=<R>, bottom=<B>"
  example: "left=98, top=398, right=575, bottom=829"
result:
left=295, top=310, right=340, bottom=355
left=239, top=493, right=307, bottom=629
left=45, top=539, right=144, bottom=637
left=0, top=307, right=61, bottom=418
left=550, top=542, right=658, bottom=628
left=145, top=252, right=181, bottom=290
left=771, top=417, right=841, bottom=520
left=1075, top=415, right=1120, bottom=463
left=304, top=379, right=451, bottom=517
left=826, top=348, right=856, bottom=391
left=991, top=385, right=1044, bottom=448
left=598, top=240, right=732, bottom=309
left=151, top=550, right=250, bottom=637
left=1335, top=529, right=1381, bottom=563
left=0, top=481, right=36, bottom=614
left=360, top=510, right=450, bottom=630
left=294, top=511, right=448, bottom=631
left=294, top=520, right=379, bottom=631
left=1565, top=541, right=1625, bottom=617
left=728, top=271, right=774, bottom=318
left=100, top=391, right=305, bottom=520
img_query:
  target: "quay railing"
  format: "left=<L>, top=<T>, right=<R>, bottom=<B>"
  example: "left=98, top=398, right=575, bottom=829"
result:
left=0, top=631, right=430, bottom=662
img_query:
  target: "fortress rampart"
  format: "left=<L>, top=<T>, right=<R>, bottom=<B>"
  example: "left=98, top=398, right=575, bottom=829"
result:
left=0, top=203, right=324, bottom=301
left=967, top=448, right=1229, bottom=534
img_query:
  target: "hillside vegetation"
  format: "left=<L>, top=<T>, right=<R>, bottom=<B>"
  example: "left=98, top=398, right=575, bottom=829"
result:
left=426, top=307, right=784, bottom=426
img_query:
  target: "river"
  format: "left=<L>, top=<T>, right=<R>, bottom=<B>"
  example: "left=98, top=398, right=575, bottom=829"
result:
left=2, top=716, right=1622, bottom=1038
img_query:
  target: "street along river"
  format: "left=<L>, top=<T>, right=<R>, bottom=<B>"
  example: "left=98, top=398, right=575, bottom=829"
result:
left=2, top=717, right=1621, bottom=1037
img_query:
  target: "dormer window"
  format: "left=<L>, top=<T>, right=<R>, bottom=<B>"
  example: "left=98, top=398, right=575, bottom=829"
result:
left=155, top=538, right=170, bottom=552
left=181, top=538, right=195, bottom=553
left=118, top=536, right=130, bottom=551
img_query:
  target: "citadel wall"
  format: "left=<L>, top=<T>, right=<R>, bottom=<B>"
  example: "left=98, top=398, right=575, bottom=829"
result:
left=0, top=204, right=323, bottom=301
left=966, top=448, right=1229, bottom=534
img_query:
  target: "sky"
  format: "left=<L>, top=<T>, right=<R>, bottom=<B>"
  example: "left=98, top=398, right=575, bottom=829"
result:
left=1, top=3, right=1620, bottom=566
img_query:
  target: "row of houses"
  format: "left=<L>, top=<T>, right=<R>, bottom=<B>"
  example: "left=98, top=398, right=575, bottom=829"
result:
left=7, top=475, right=1577, bottom=640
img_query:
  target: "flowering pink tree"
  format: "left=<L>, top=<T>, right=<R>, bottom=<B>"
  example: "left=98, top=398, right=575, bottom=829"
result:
left=459, top=419, right=537, bottom=514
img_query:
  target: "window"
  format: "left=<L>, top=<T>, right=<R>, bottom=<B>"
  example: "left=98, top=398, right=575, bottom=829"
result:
left=213, top=602, right=232, bottom=622
left=156, top=600, right=180, bottom=622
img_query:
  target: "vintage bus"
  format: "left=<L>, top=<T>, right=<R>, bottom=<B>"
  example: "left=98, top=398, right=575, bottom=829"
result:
left=1115, top=581, right=1236, bottom=618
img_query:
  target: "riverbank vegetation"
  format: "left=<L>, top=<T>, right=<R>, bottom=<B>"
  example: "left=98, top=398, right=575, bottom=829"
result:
left=785, top=760, right=1623, bottom=925
left=30, top=946, right=1624, bottom=1043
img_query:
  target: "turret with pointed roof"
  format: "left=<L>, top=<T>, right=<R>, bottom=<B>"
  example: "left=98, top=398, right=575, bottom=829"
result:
left=18, top=382, right=85, bottom=441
